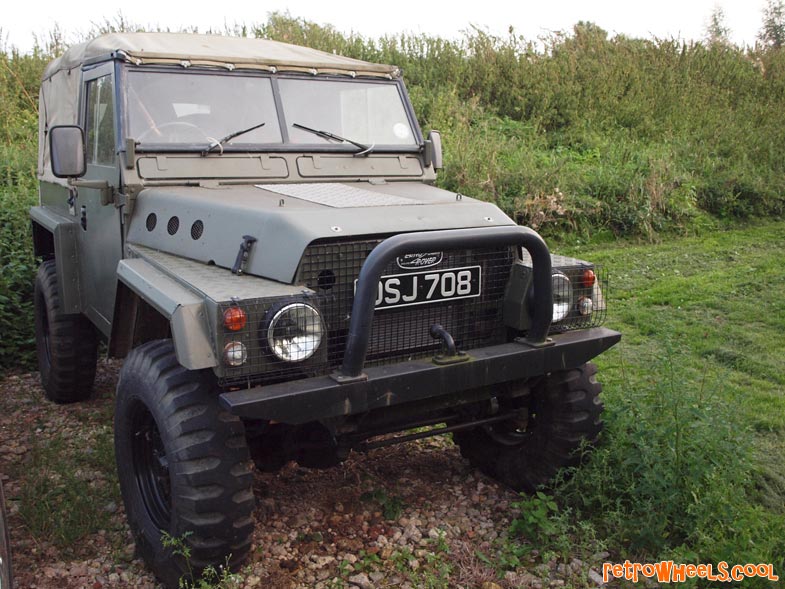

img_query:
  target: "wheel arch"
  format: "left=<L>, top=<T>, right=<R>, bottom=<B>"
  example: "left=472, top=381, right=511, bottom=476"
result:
left=30, top=206, right=82, bottom=313
left=110, top=258, right=217, bottom=370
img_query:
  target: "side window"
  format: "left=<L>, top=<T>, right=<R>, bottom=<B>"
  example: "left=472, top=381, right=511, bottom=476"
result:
left=85, top=75, right=116, bottom=165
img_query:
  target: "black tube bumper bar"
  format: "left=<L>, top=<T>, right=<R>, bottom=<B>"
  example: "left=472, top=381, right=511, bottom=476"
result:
left=339, top=226, right=553, bottom=378
left=220, top=327, right=621, bottom=424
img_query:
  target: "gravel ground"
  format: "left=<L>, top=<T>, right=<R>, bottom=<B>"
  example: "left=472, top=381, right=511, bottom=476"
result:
left=0, top=361, right=609, bottom=589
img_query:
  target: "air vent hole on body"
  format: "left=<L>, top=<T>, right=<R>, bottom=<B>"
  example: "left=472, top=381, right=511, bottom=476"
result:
left=146, top=213, right=157, bottom=231
left=191, top=220, right=204, bottom=240
left=167, top=216, right=180, bottom=235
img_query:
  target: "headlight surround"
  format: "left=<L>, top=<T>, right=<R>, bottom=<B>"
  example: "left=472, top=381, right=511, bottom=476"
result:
left=551, top=272, right=573, bottom=323
left=266, top=302, right=323, bottom=362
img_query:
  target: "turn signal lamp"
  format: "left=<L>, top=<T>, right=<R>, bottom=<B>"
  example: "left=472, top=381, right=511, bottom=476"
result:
left=582, top=269, right=596, bottom=288
left=223, top=307, right=247, bottom=331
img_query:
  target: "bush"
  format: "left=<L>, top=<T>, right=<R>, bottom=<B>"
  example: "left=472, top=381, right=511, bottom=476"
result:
left=0, top=189, right=37, bottom=369
left=557, top=346, right=785, bottom=579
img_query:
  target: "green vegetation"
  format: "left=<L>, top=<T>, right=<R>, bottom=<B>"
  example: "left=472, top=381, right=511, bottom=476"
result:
left=161, top=532, right=246, bottom=589
left=14, top=426, right=120, bottom=551
left=0, top=43, right=46, bottom=369
left=360, top=487, right=407, bottom=521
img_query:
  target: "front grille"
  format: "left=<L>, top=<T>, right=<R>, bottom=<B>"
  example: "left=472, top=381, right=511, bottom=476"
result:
left=218, top=237, right=514, bottom=386
left=300, top=238, right=515, bottom=369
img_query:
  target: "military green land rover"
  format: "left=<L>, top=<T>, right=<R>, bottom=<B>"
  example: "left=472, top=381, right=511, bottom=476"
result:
left=31, top=32, right=620, bottom=585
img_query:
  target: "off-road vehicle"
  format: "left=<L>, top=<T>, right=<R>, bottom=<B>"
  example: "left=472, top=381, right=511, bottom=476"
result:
left=31, top=32, right=620, bottom=585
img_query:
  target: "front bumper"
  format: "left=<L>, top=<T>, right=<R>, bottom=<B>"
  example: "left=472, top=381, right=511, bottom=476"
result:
left=219, top=327, right=621, bottom=424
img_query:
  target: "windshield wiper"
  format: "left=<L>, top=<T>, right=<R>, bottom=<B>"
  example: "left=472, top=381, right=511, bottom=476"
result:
left=202, top=122, right=266, bottom=156
left=292, top=123, right=374, bottom=157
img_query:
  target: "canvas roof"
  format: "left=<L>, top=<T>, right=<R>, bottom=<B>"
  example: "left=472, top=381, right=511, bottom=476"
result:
left=42, top=32, right=399, bottom=80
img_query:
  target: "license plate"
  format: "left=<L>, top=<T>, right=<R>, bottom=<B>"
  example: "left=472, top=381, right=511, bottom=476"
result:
left=355, top=266, right=482, bottom=310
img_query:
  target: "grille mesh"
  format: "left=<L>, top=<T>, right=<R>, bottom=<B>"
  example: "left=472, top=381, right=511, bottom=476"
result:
left=298, top=238, right=514, bottom=368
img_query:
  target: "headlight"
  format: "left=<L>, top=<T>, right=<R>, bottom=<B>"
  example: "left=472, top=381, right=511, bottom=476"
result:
left=551, top=272, right=573, bottom=323
left=266, top=303, right=323, bottom=362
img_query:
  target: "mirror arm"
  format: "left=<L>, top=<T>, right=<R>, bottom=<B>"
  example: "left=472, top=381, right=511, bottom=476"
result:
left=424, top=130, right=443, bottom=170
left=68, top=179, right=114, bottom=206
left=423, top=139, right=434, bottom=168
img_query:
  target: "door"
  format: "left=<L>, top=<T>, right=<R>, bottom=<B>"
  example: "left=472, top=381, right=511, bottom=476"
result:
left=77, top=64, right=123, bottom=337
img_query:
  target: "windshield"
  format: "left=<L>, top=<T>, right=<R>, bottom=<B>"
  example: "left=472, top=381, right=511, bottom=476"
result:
left=279, top=79, right=416, bottom=146
left=124, top=70, right=417, bottom=150
left=127, top=71, right=282, bottom=145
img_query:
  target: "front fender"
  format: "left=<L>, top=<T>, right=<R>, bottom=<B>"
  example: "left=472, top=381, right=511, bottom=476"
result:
left=116, top=257, right=216, bottom=369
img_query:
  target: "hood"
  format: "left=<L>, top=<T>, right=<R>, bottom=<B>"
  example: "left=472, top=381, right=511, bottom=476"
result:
left=126, top=182, right=515, bottom=284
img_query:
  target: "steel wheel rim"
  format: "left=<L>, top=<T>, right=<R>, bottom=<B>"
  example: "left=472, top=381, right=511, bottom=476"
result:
left=130, top=403, right=172, bottom=529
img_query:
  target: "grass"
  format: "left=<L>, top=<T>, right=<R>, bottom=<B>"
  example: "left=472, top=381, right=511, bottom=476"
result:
left=493, top=221, right=785, bottom=586
left=567, top=221, right=785, bottom=432
left=14, top=425, right=121, bottom=552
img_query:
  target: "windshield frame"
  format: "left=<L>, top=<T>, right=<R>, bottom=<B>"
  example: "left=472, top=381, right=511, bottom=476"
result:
left=119, top=65, right=424, bottom=155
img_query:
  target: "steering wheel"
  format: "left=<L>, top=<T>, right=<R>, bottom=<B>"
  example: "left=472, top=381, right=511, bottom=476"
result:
left=138, top=121, right=210, bottom=143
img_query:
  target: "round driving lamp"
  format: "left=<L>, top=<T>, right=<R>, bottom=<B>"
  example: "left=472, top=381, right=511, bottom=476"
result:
left=266, top=303, right=323, bottom=362
left=577, top=296, right=594, bottom=316
left=223, top=341, right=248, bottom=367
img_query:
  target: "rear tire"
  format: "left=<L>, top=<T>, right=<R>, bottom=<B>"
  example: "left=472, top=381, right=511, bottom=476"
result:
left=114, top=340, right=255, bottom=588
left=454, top=362, right=603, bottom=492
left=34, top=259, right=97, bottom=403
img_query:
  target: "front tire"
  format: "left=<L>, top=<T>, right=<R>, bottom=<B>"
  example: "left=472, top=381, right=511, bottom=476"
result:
left=34, top=259, right=98, bottom=403
left=454, top=362, right=603, bottom=492
left=114, top=340, right=255, bottom=588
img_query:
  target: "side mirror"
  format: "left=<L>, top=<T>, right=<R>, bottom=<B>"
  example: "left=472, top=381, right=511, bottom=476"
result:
left=50, top=125, right=86, bottom=179
left=424, top=130, right=443, bottom=170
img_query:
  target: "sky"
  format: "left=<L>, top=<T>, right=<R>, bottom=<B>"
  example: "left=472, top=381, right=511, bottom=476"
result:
left=0, top=0, right=770, bottom=53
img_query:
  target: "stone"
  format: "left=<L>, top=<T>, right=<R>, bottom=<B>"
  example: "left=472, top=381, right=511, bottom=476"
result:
left=588, top=569, right=606, bottom=586
left=348, top=572, right=372, bottom=589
